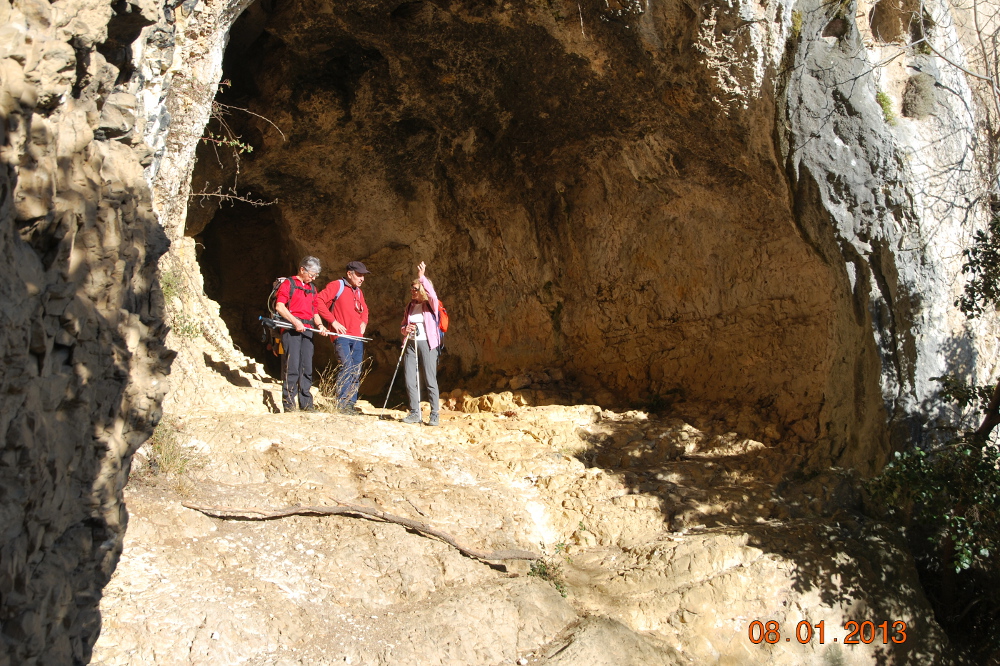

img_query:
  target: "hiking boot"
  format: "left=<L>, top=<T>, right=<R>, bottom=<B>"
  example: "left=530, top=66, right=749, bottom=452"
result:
left=284, top=405, right=297, bottom=413
left=402, top=411, right=421, bottom=424
left=301, top=405, right=317, bottom=413
left=426, top=413, right=440, bottom=427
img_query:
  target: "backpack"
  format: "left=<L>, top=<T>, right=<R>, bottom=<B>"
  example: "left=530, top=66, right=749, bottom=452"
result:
left=268, top=276, right=317, bottom=318
left=264, top=276, right=319, bottom=356
left=433, top=300, right=449, bottom=333
left=430, top=299, right=449, bottom=345
left=318, top=279, right=347, bottom=312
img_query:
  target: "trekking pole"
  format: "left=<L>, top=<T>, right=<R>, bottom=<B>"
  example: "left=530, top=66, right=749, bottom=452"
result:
left=414, top=331, right=421, bottom=416
left=381, top=330, right=413, bottom=417
left=260, top=317, right=372, bottom=341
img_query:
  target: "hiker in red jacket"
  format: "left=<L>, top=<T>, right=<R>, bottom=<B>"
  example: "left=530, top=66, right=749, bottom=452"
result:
left=317, top=261, right=370, bottom=411
left=400, top=261, right=441, bottom=426
left=274, top=256, right=328, bottom=412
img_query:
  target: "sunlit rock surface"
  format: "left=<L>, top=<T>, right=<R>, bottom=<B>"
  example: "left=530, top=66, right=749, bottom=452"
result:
left=92, top=404, right=950, bottom=664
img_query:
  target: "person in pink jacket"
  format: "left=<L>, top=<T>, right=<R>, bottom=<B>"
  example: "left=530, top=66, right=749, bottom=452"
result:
left=399, top=261, right=441, bottom=426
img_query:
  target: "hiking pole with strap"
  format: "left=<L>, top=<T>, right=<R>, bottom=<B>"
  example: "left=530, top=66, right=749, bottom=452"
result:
left=260, top=316, right=372, bottom=342
left=381, top=330, right=414, bottom=418
left=414, top=330, right=421, bottom=416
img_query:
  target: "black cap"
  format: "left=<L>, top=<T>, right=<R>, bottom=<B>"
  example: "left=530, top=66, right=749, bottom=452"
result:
left=346, top=261, right=370, bottom=274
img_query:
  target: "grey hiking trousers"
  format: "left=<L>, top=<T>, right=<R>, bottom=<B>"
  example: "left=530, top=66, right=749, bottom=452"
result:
left=403, top=339, right=439, bottom=415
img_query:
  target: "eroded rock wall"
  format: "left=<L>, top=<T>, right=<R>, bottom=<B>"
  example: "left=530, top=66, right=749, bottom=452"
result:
left=145, top=0, right=279, bottom=416
left=1, top=0, right=996, bottom=656
left=0, top=0, right=171, bottom=661
left=181, top=0, right=992, bottom=472
left=785, top=0, right=1000, bottom=467
left=187, top=0, right=888, bottom=467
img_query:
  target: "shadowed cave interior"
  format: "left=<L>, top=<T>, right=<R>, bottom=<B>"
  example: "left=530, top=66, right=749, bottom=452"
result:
left=187, top=0, right=884, bottom=462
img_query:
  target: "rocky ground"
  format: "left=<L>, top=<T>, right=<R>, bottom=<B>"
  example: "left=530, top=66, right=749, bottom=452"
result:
left=91, top=397, right=952, bottom=665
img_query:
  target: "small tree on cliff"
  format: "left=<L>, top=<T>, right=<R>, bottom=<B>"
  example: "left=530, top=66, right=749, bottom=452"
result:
left=867, top=3, right=1000, bottom=659
left=191, top=80, right=283, bottom=207
left=872, top=214, right=1000, bottom=661
left=956, top=214, right=1000, bottom=440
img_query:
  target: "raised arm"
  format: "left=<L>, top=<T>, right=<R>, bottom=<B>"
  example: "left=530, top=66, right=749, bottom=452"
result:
left=418, top=262, right=438, bottom=314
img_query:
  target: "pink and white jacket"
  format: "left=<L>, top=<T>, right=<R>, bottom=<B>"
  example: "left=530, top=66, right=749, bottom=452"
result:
left=400, top=276, right=441, bottom=350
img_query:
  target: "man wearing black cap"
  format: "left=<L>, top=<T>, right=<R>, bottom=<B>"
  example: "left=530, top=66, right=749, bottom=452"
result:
left=317, top=261, right=370, bottom=411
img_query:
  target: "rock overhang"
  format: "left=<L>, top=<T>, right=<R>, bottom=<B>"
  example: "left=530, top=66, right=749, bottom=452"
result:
left=188, top=0, right=875, bottom=463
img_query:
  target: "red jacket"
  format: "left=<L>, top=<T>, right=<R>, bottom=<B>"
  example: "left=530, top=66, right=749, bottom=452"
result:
left=275, top=277, right=317, bottom=320
left=317, top=279, right=369, bottom=336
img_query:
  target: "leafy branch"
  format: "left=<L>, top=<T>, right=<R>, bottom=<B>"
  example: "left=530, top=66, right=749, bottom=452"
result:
left=190, top=181, right=276, bottom=208
left=958, top=215, right=1000, bottom=318
left=872, top=442, right=999, bottom=573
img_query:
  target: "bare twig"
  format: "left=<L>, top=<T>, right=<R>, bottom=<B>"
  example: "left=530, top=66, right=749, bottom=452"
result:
left=972, top=0, right=1000, bottom=122
left=215, top=101, right=287, bottom=142
left=916, top=35, right=997, bottom=85
left=182, top=501, right=540, bottom=562
left=195, top=84, right=286, bottom=204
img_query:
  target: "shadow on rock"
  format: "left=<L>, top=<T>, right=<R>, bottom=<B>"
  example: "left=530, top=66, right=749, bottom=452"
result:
left=567, top=406, right=955, bottom=665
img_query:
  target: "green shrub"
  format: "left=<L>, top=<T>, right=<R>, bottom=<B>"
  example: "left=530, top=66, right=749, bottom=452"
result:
left=872, top=442, right=999, bottom=573
left=160, top=269, right=181, bottom=303
left=876, top=91, right=896, bottom=125
left=871, top=374, right=1000, bottom=661
left=528, top=557, right=568, bottom=597
left=790, top=10, right=803, bottom=40
left=170, top=313, right=202, bottom=339
left=958, top=215, right=1000, bottom=317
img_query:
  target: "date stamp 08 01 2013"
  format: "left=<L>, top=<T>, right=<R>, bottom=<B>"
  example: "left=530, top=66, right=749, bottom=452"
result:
left=748, top=620, right=908, bottom=646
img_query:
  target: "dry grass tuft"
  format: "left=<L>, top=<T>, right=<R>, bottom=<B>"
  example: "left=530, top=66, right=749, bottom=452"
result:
left=130, top=418, right=204, bottom=488
left=316, top=356, right=373, bottom=412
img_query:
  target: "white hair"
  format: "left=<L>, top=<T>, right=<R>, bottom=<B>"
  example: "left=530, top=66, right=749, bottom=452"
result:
left=300, top=256, right=321, bottom=273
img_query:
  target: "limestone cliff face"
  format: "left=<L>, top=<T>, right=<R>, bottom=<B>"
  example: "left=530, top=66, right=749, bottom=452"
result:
left=0, top=0, right=172, bottom=661
left=783, top=0, right=999, bottom=469
left=183, top=0, right=995, bottom=473
left=189, top=0, right=859, bottom=458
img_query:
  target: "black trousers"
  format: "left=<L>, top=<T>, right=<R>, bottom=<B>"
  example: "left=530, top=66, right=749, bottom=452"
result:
left=281, top=328, right=315, bottom=411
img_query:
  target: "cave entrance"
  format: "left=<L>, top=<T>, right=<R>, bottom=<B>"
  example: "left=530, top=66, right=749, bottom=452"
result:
left=193, top=197, right=289, bottom=377
left=187, top=0, right=862, bottom=440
